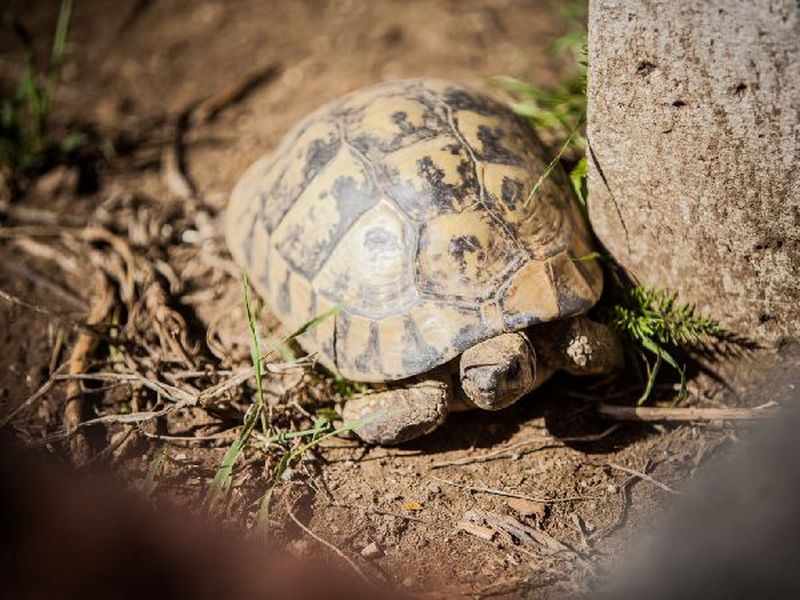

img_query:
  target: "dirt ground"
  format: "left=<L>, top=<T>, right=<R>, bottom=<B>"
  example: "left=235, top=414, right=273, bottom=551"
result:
left=0, top=1, right=789, bottom=597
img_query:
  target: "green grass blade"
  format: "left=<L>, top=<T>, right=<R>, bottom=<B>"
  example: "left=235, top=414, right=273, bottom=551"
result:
left=569, top=156, right=588, bottom=210
left=267, top=330, right=297, bottom=363
left=45, top=0, right=73, bottom=112
left=207, top=403, right=260, bottom=510
left=525, top=113, right=585, bottom=207
left=572, top=251, right=602, bottom=263
left=287, top=303, right=342, bottom=339
left=207, top=294, right=343, bottom=513
left=242, top=274, right=268, bottom=434
left=143, top=448, right=169, bottom=497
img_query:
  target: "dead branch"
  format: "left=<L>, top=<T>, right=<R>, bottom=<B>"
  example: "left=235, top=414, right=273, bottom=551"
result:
left=598, top=403, right=775, bottom=422
left=11, top=235, right=82, bottom=275
left=0, top=260, right=86, bottom=309
left=80, top=227, right=137, bottom=306
left=190, top=61, right=281, bottom=124
left=0, top=199, right=85, bottom=226
left=458, top=520, right=495, bottom=541
left=0, top=361, right=70, bottom=427
left=56, top=371, right=197, bottom=405
left=0, top=288, right=104, bottom=335
left=463, top=510, right=592, bottom=571
left=30, top=402, right=190, bottom=447
left=64, top=271, right=116, bottom=464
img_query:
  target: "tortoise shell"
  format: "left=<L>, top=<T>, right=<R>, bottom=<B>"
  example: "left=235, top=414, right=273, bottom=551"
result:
left=226, top=78, right=602, bottom=382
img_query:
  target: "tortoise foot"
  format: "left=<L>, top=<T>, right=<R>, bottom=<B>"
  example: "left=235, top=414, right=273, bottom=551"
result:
left=342, top=379, right=450, bottom=445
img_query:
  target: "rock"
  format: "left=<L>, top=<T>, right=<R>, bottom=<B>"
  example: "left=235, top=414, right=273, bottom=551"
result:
left=360, top=542, right=381, bottom=558
left=587, top=0, right=800, bottom=344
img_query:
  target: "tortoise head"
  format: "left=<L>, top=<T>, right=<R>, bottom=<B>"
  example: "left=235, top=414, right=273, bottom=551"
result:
left=459, top=332, right=543, bottom=410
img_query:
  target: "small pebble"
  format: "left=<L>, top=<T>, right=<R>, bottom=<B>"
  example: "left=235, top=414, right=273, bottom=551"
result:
left=506, top=497, right=546, bottom=519
left=360, top=542, right=381, bottom=558
left=504, top=552, right=522, bottom=567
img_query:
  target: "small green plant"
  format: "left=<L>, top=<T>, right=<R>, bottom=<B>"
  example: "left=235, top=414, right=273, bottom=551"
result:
left=253, top=409, right=354, bottom=537
left=1, top=0, right=84, bottom=172
left=492, top=1, right=588, bottom=210
left=492, top=72, right=586, bottom=150
left=492, top=0, right=587, bottom=153
left=207, top=276, right=357, bottom=527
left=242, top=274, right=269, bottom=434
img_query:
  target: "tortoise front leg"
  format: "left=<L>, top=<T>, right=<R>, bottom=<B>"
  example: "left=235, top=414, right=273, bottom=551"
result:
left=342, top=377, right=451, bottom=445
left=530, top=315, right=624, bottom=376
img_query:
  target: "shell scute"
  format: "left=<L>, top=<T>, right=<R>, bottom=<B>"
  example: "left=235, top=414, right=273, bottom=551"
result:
left=415, top=210, right=521, bottom=302
left=379, top=135, right=477, bottom=220
left=312, top=201, right=417, bottom=321
left=271, top=146, right=379, bottom=280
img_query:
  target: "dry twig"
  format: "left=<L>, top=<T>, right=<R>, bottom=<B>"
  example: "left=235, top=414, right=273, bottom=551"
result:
left=0, top=288, right=104, bottom=335
left=433, top=477, right=599, bottom=505
left=190, top=62, right=281, bottom=124
left=0, top=361, right=69, bottom=427
left=463, top=510, right=592, bottom=571
left=598, top=403, right=775, bottom=422
left=607, top=462, right=682, bottom=495
left=284, top=497, right=374, bottom=587
left=0, top=261, right=86, bottom=309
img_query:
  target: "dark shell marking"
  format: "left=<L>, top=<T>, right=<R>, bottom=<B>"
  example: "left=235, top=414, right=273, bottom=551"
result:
left=226, top=78, right=602, bottom=382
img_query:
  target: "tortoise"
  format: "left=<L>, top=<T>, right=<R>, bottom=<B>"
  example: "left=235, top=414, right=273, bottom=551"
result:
left=225, top=78, right=623, bottom=444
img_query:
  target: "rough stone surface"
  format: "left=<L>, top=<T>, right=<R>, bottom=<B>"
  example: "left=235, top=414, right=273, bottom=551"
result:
left=587, top=0, right=799, bottom=343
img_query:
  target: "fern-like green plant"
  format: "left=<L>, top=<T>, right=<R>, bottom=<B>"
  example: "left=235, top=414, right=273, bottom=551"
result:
left=601, top=284, right=725, bottom=403
left=607, top=287, right=723, bottom=349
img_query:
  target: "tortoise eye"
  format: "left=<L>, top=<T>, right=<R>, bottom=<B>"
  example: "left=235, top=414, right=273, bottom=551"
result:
left=506, top=358, right=520, bottom=379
